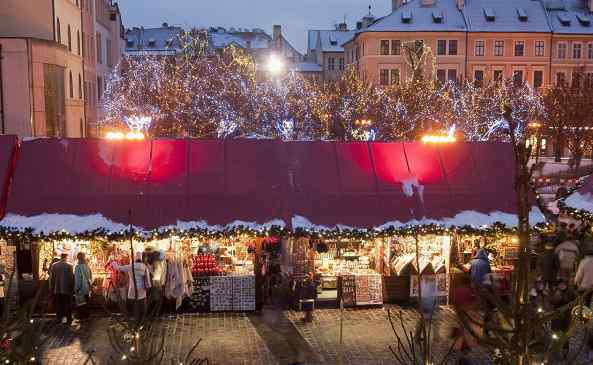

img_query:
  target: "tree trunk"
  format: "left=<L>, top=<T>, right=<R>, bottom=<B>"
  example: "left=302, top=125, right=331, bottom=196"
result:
left=554, top=135, right=562, bottom=163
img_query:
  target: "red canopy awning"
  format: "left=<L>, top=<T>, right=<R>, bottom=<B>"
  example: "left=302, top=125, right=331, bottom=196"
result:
left=4, top=139, right=521, bottom=232
left=0, top=135, right=18, bottom=219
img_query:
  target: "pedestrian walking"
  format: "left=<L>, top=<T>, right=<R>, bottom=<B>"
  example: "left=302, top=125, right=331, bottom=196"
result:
left=49, top=253, right=75, bottom=325
left=575, top=250, right=593, bottom=305
left=74, top=252, right=92, bottom=321
left=113, top=252, right=152, bottom=323
left=414, top=276, right=437, bottom=342
left=549, top=278, right=576, bottom=360
left=300, top=272, right=317, bottom=323
left=469, top=249, right=493, bottom=336
left=555, top=237, right=579, bottom=281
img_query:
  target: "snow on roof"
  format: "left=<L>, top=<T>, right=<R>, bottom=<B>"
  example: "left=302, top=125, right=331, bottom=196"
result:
left=361, top=0, right=467, bottom=33
left=209, top=31, right=271, bottom=50
left=0, top=213, right=285, bottom=236
left=125, top=26, right=183, bottom=52
left=565, top=192, right=593, bottom=212
left=292, top=207, right=546, bottom=231
left=545, top=0, right=593, bottom=34
left=308, top=30, right=355, bottom=53
left=463, top=0, right=551, bottom=33
left=291, top=62, right=323, bottom=73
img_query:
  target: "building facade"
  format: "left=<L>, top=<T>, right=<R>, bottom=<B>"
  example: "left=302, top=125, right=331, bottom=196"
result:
left=0, top=0, right=85, bottom=137
left=0, top=0, right=123, bottom=138
left=344, top=0, right=593, bottom=88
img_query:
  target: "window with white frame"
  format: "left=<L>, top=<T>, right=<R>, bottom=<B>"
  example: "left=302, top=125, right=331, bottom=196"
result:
left=328, top=57, right=335, bottom=71
left=475, top=40, right=485, bottom=56
left=556, top=71, right=566, bottom=86
left=557, top=43, right=567, bottom=59
left=494, top=40, right=504, bottom=56
left=380, top=40, right=390, bottom=55
left=338, top=58, right=345, bottom=71
left=437, top=40, right=447, bottom=55
left=573, top=43, right=582, bottom=59
left=380, top=69, right=389, bottom=85
left=514, top=41, right=525, bottom=56
left=535, top=40, right=545, bottom=57
left=391, top=40, right=401, bottom=55
left=390, top=69, right=400, bottom=85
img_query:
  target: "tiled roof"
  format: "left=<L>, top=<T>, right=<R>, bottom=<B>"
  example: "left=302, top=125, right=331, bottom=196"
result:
left=462, top=0, right=551, bottom=33
left=308, top=30, right=355, bottom=53
left=362, top=0, right=467, bottom=33
left=125, top=26, right=183, bottom=52
left=544, top=0, right=593, bottom=34
left=209, top=30, right=271, bottom=50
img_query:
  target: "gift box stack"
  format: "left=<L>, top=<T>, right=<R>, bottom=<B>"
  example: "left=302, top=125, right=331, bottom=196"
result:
left=232, top=276, right=256, bottom=311
left=210, top=276, right=233, bottom=311
left=191, top=254, right=223, bottom=276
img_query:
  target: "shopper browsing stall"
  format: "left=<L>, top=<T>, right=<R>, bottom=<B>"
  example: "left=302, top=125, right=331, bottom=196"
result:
left=112, top=252, right=152, bottom=322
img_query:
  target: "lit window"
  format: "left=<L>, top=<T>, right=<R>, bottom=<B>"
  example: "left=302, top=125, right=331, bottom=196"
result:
left=494, top=40, right=504, bottom=56
left=535, top=41, right=545, bottom=57
left=558, top=43, right=567, bottom=59
left=573, top=43, right=582, bottom=59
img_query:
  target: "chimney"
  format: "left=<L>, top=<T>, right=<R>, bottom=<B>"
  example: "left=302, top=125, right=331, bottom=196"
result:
left=392, top=0, right=404, bottom=11
left=457, top=0, right=465, bottom=10
left=162, top=22, right=169, bottom=28
left=273, top=25, right=282, bottom=41
left=337, top=22, right=348, bottom=31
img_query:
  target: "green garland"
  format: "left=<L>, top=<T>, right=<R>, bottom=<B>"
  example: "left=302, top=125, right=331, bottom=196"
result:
left=558, top=175, right=593, bottom=223
left=0, top=221, right=551, bottom=244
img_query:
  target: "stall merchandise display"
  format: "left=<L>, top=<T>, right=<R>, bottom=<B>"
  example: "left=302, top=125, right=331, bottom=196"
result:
left=338, top=275, right=382, bottom=307
left=208, top=275, right=255, bottom=312
left=188, top=276, right=210, bottom=312
left=191, top=254, right=223, bottom=276
left=389, top=236, right=448, bottom=277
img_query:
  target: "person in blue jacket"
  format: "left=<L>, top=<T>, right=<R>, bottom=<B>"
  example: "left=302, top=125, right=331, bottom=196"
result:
left=469, top=249, right=493, bottom=336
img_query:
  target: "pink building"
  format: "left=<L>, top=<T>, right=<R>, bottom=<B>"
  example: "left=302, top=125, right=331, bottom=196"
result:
left=0, top=0, right=123, bottom=138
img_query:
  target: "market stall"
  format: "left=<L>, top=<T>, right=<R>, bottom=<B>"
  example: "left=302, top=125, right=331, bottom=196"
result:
left=0, top=138, right=545, bottom=310
left=287, top=142, right=544, bottom=306
left=0, top=138, right=288, bottom=312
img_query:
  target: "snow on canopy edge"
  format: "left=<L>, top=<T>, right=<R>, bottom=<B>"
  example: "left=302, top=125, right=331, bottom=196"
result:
left=564, top=192, right=593, bottom=213
left=292, top=207, right=546, bottom=231
left=0, top=213, right=286, bottom=235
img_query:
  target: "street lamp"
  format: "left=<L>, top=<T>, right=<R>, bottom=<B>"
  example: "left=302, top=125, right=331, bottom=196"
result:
left=266, top=54, right=285, bottom=76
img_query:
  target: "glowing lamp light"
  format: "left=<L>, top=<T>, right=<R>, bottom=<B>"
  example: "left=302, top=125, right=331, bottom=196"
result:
left=267, top=54, right=285, bottom=75
left=126, top=131, right=145, bottom=140
left=105, top=131, right=125, bottom=140
left=105, top=131, right=145, bottom=141
left=421, top=134, right=456, bottom=144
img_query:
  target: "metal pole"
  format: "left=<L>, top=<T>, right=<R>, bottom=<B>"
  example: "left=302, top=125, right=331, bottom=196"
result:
left=339, top=297, right=344, bottom=345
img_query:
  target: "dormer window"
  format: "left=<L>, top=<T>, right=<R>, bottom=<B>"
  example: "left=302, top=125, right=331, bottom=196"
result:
left=432, top=10, right=443, bottom=23
left=148, top=38, right=156, bottom=47
left=402, top=10, right=412, bottom=23
left=126, top=40, right=134, bottom=48
left=484, top=8, right=495, bottom=22
left=329, top=35, right=337, bottom=46
left=516, top=8, right=528, bottom=22
left=558, top=14, right=571, bottom=26
left=577, top=14, right=591, bottom=26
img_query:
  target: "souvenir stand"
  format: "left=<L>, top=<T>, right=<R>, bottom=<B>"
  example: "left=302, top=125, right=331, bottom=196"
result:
left=0, top=138, right=289, bottom=313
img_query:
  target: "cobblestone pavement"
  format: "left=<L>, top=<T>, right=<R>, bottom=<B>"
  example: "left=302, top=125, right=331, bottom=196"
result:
left=40, top=313, right=278, bottom=365
left=285, top=305, right=492, bottom=365
left=38, top=306, right=591, bottom=365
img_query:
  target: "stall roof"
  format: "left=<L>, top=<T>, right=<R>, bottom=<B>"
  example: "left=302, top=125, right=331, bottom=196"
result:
left=0, top=135, right=18, bottom=220
left=564, top=175, right=593, bottom=212
left=0, top=139, right=543, bottom=234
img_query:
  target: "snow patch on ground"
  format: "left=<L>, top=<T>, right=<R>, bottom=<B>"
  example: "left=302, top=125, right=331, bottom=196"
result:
left=565, top=192, right=593, bottom=212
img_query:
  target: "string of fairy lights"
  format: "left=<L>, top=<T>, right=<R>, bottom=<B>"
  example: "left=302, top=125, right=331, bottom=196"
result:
left=558, top=175, right=593, bottom=223
left=0, top=221, right=553, bottom=244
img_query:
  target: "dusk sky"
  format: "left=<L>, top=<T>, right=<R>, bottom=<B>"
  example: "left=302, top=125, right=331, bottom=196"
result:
left=117, top=0, right=391, bottom=53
